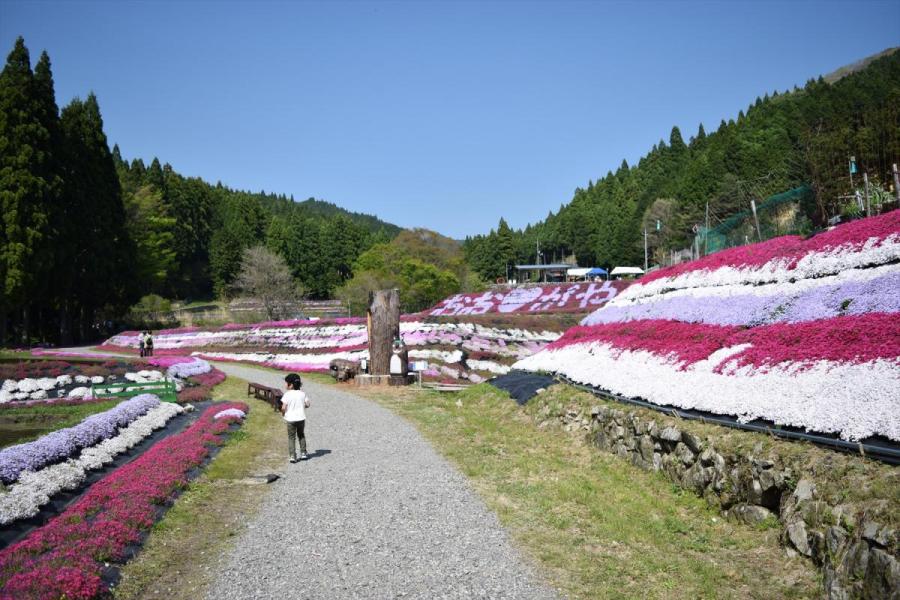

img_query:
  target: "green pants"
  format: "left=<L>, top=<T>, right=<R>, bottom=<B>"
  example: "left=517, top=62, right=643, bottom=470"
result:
left=286, top=420, right=307, bottom=459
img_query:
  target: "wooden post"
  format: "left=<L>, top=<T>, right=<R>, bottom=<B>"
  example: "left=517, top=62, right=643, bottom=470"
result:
left=892, top=164, right=900, bottom=202
left=367, top=289, right=400, bottom=376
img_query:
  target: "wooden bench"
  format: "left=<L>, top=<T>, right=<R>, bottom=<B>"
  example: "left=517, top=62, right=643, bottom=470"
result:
left=247, top=382, right=283, bottom=411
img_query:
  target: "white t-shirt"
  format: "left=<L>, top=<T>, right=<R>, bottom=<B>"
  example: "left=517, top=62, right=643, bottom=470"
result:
left=282, top=389, right=308, bottom=422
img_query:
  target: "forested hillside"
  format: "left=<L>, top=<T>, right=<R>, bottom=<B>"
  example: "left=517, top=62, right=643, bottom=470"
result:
left=0, top=37, right=399, bottom=345
left=337, top=228, right=485, bottom=315
left=465, top=49, right=900, bottom=280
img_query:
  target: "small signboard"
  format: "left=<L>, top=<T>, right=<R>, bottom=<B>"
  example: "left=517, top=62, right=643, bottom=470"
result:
left=410, top=360, right=429, bottom=372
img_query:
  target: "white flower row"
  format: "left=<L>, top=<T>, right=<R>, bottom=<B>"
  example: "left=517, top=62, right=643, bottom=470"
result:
left=108, top=322, right=560, bottom=353
left=192, top=350, right=367, bottom=370
left=0, top=401, right=184, bottom=525
left=108, top=324, right=368, bottom=351
left=166, top=358, right=211, bottom=380
left=0, top=370, right=166, bottom=404
left=465, top=359, right=512, bottom=375
left=214, top=408, right=247, bottom=420
left=514, top=343, right=900, bottom=442
left=619, top=234, right=900, bottom=302
left=400, top=321, right=560, bottom=343
left=409, top=349, right=464, bottom=364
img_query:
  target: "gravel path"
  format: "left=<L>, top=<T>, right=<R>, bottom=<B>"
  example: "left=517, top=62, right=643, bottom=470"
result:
left=206, top=363, right=560, bottom=600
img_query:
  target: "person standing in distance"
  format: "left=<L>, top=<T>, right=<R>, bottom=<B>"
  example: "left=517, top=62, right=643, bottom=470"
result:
left=281, top=373, right=310, bottom=463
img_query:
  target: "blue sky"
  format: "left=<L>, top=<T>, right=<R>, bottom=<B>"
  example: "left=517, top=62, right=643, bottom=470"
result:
left=2, top=1, right=898, bottom=238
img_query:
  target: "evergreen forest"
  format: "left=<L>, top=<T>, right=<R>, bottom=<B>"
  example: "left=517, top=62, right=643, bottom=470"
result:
left=2, top=34, right=899, bottom=344
left=463, top=49, right=900, bottom=281
left=0, top=37, right=399, bottom=345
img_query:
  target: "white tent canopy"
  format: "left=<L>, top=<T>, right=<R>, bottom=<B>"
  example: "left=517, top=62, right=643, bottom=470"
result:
left=610, top=266, right=645, bottom=276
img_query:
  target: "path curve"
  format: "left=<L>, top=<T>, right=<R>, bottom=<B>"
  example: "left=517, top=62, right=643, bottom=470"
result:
left=206, top=363, right=560, bottom=600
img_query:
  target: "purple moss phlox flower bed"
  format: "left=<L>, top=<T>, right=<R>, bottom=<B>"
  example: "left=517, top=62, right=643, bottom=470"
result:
left=0, top=394, right=159, bottom=485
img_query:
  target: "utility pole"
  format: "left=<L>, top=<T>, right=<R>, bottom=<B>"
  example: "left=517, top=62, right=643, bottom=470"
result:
left=750, top=199, right=762, bottom=241
left=893, top=164, right=900, bottom=202
left=863, top=172, right=871, bottom=217
left=535, top=240, right=541, bottom=265
left=643, top=229, right=648, bottom=271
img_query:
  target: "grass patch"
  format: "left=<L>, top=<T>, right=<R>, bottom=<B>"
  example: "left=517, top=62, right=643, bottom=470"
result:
left=113, top=376, right=285, bottom=600
left=349, top=381, right=821, bottom=599
left=0, top=400, right=119, bottom=448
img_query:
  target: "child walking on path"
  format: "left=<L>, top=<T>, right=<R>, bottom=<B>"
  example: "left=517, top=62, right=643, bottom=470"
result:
left=281, top=373, right=310, bottom=463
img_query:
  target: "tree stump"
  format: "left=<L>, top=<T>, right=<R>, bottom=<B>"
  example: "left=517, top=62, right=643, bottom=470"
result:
left=367, top=289, right=400, bottom=377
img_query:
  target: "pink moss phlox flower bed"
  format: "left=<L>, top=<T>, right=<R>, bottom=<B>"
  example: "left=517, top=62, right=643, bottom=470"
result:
left=517, top=214, right=900, bottom=442
left=0, top=402, right=248, bottom=600
left=29, top=349, right=126, bottom=360
left=428, top=281, right=630, bottom=317
left=549, top=313, right=900, bottom=372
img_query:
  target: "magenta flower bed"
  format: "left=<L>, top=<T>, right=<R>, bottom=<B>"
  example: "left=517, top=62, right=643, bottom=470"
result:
left=640, top=210, right=900, bottom=286
left=549, top=312, right=900, bottom=371
left=0, top=401, right=248, bottom=600
left=428, top=281, right=630, bottom=316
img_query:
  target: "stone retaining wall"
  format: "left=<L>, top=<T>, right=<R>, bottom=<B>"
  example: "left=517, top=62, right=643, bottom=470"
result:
left=546, top=402, right=898, bottom=599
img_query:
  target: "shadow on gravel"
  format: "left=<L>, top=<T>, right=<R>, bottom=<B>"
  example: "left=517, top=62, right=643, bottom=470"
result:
left=305, top=448, right=331, bottom=461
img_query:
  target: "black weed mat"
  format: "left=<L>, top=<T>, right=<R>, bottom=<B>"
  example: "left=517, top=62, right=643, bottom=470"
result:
left=0, top=400, right=215, bottom=550
left=489, top=371, right=558, bottom=405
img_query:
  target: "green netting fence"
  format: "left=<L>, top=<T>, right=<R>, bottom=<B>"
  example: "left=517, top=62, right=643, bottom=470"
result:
left=695, top=185, right=814, bottom=255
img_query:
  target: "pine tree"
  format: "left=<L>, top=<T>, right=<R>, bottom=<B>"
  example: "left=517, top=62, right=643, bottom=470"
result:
left=60, top=94, right=136, bottom=338
left=0, top=38, right=56, bottom=342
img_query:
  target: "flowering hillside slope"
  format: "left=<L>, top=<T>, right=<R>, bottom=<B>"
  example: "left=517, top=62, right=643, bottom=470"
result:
left=104, top=319, right=560, bottom=383
left=428, top=281, right=629, bottom=316
left=515, top=211, right=900, bottom=442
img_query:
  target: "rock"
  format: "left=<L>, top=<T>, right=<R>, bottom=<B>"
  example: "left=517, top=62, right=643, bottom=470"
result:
left=681, top=431, right=702, bottom=453
left=826, top=526, right=848, bottom=556
left=659, top=426, right=682, bottom=442
left=729, top=504, right=775, bottom=526
left=793, top=478, right=816, bottom=503
left=845, top=541, right=870, bottom=580
left=674, top=442, right=695, bottom=466
left=823, top=564, right=850, bottom=600
left=753, top=458, right=775, bottom=470
left=787, top=519, right=812, bottom=556
left=863, top=547, right=900, bottom=600
left=833, top=504, right=858, bottom=531
left=639, top=435, right=655, bottom=462
left=758, top=468, right=783, bottom=492
left=749, top=478, right=763, bottom=505
left=684, top=465, right=713, bottom=492
left=810, top=530, right=826, bottom=565
left=861, top=520, right=881, bottom=544
left=651, top=452, right=662, bottom=472
left=590, top=406, right=601, bottom=417
left=699, top=448, right=716, bottom=466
